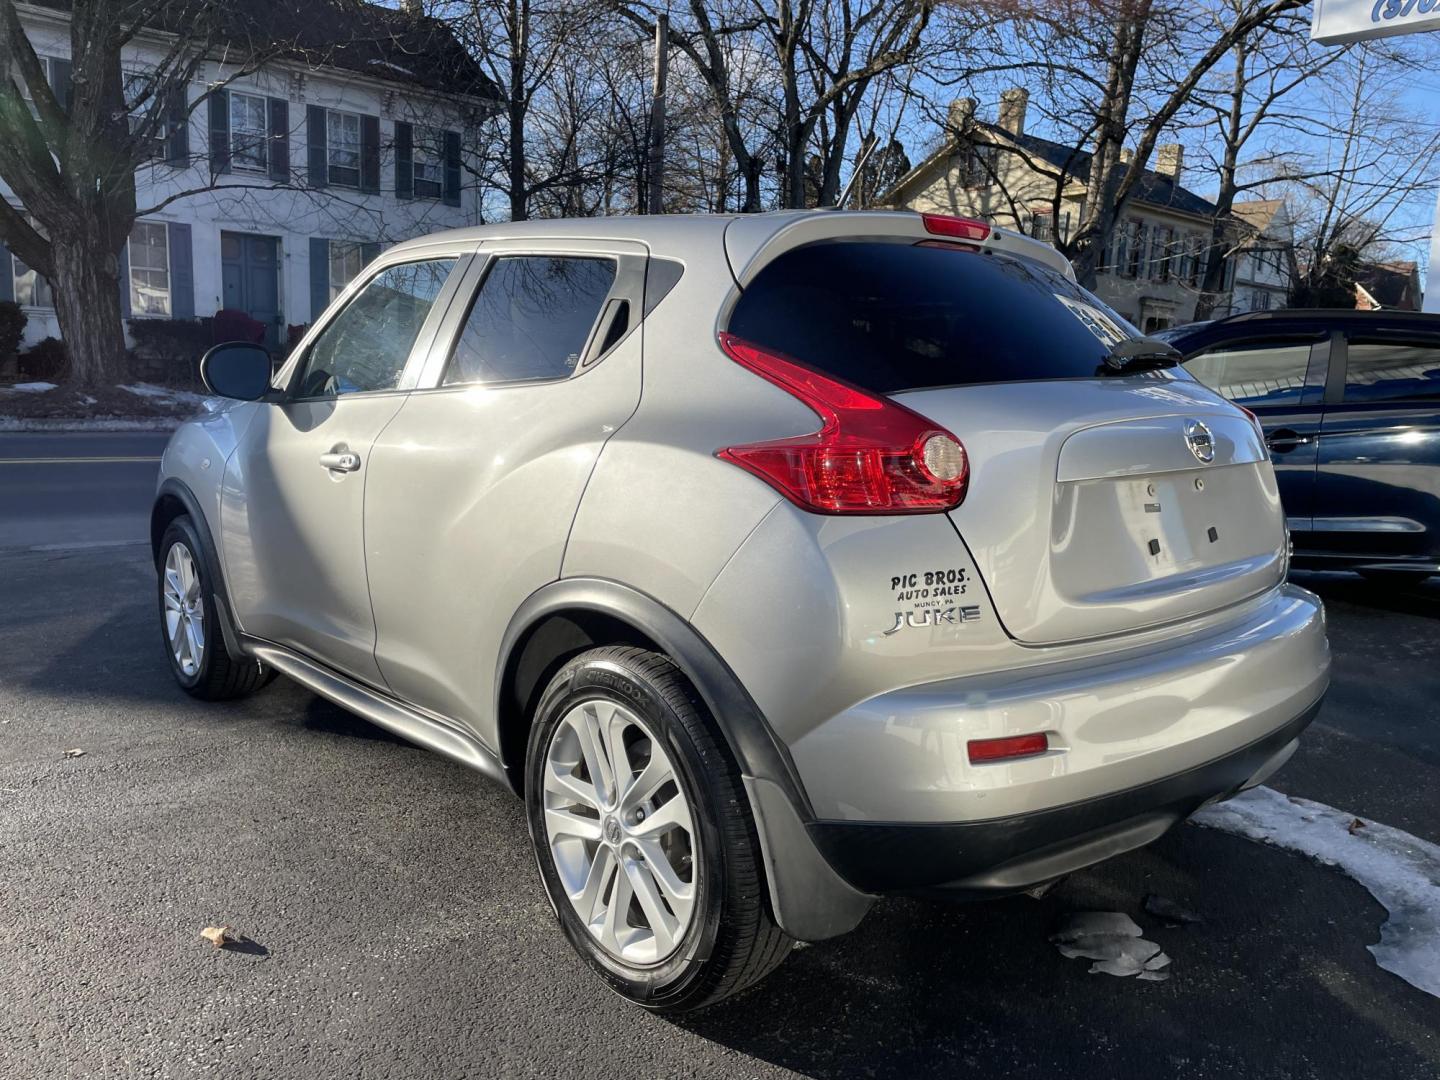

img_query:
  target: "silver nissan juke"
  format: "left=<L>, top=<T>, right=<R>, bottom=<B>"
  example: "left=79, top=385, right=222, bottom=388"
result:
left=152, top=210, right=1330, bottom=1011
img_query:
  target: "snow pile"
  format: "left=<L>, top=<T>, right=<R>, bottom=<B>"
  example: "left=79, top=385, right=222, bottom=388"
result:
left=0, top=381, right=58, bottom=393
left=1051, top=911, right=1172, bottom=980
left=120, top=383, right=209, bottom=407
left=1194, top=786, right=1440, bottom=1000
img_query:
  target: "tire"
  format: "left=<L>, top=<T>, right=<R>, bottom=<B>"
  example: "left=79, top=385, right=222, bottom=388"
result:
left=525, top=646, right=793, bottom=1012
left=157, top=515, right=273, bottom=701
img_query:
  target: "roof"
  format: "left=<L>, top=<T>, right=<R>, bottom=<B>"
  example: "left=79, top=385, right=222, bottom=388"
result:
left=29, top=0, right=499, bottom=101
left=1158, top=308, right=1440, bottom=354
left=1356, top=261, right=1421, bottom=310
left=383, top=208, right=1078, bottom=280
left=1231, top=199, right=1284, bottom=233
left=890, top=120, right=1219, bottom=220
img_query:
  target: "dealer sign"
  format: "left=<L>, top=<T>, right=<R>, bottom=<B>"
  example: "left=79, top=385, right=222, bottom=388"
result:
left=1312, top=0, right=1440, bottom=44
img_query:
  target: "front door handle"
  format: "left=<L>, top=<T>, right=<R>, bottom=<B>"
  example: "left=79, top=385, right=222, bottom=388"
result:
left=1266, top=429, right=1313, bottom=454
left=319, top=451, right=361, bottom=473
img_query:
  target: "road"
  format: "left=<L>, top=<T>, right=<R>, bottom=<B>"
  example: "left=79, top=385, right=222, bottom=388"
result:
left=0, top=432, right=169, bottom=549
left=1, top=434, right=1437, bottom=1079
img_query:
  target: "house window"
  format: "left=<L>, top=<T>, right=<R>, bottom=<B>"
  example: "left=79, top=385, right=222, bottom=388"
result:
left=19, top=56, right=54, bottom=120
left=129, top=221, right=171, bottom=317
left=327, top=110, right=362, bottom=187
left=1149, top=226, right=1173, bottom=282
left=1188, top=235, right=1206, bottom=287
left=1124, top=222, right=1146, bottom=279
left=13, top=254, right=52, bottom=308
left=412, top=128, right=444, bottom=199
left=11, top=212, right=52, bottom=307
left=956, top=142, right=996, bottom=188
left=124, top=70, right=167, bottom=160
left=229, top=92, right=269, bottom=172
left=328, top=241, right=366, bottom=301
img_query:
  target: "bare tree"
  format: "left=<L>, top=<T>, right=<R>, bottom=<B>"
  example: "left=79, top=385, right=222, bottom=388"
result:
left=929, top=0, right=1307, bottom=288
left=1188, top=2, right=1350, bottom=318
left=0, top=0, right=283, bottom=384
left=1276, top=43, right=1440, bottom=306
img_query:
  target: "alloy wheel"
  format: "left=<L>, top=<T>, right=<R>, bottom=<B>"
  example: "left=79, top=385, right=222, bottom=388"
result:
left=542, top=698, right=698, bottom=966
left=162, top=542, right=206, bottom=677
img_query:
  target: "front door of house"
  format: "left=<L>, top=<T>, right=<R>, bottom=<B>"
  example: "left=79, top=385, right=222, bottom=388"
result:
left=221, top=231, right=282, bottom=348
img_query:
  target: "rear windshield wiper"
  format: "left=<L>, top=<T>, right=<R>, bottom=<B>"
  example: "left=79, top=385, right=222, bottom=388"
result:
left=1100, top=337, right=1182, bottom=376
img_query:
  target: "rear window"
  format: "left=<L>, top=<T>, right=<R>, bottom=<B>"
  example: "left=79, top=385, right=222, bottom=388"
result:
left=727, top=240, right=1142, bottom=394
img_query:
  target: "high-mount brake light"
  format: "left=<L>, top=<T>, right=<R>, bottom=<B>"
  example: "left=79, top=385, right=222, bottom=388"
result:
left=921, top=213, right=992, bottom=242
left=715, top=333, right=969, bottom=515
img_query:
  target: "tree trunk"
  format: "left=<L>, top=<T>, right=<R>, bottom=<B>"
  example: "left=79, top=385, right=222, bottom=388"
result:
left=50, top=230, right=127, bottom=387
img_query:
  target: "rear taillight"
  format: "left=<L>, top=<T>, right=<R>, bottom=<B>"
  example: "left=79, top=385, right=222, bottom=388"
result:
left=1237, top=404, right=1266, bottom=442
left=921, top=213, right=991, bottom=242
left=967, top=733, right=1049, bottom=764
left=715, top=333, right=969, bottom=515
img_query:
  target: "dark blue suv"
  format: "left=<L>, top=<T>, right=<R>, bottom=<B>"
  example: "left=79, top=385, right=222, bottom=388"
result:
left=1160, top=310, right=1440, bottom=583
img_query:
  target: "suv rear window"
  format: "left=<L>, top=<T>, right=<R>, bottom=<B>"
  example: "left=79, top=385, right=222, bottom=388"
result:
left=727, top=240, right=1142, bottom=394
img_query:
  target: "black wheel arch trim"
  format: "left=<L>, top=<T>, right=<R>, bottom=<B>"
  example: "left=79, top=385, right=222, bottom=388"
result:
left=497, top=577, right=874, bottom=941
left=496, top=577, right=812, bottom=815
left=152, top=478, right=246, bottom=664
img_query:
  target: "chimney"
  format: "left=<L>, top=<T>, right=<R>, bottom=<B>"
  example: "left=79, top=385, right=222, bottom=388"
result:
left=998, top=88, right=1028, bottom=136
left=1119, top=147, right=1134, bottom=165
left=1156, top=143, right=1184, bottom=184
left=400, top=0, right=423, bottom=14
left=947, top=97, right=977, bottom=135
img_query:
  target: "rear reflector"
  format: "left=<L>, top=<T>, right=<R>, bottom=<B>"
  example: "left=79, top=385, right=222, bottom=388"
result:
left=715, top=333, right=969, bottom=514
left=967, top=733, right=1049, bottom=764
left=921, top=213, right=991, bottom=242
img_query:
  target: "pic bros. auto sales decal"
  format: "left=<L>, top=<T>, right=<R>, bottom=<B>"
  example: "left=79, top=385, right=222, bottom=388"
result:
left=883, top=568, right=981, bottom=637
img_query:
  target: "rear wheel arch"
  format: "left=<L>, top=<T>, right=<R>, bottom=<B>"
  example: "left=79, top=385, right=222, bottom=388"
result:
left=494, top=579, right=809, bottom=815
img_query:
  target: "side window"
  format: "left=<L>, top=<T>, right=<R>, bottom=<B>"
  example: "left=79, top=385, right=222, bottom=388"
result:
left=296, top=259, right=455, bottom=398
left=1183, top=340, right=1314, bottom=407
left=443, top=256, right=616, bottom=386
left=1343, top=340, right=1440, bottom=404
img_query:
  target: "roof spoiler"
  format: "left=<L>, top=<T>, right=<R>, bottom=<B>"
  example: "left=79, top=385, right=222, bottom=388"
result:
left=725, top=210, right=1077, bottom=288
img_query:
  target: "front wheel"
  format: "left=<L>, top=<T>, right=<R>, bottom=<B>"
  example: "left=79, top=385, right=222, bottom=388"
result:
left=157, top=516, right=272, bottom=700
left=525, top=646, right=792, bottom=1012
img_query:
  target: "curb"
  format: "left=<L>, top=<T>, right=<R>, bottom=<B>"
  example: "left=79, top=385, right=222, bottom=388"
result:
left=0, top=417, right=184, bottom=432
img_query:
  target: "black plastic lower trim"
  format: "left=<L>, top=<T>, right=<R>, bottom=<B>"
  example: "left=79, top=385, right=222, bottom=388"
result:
left=808, top=698, right=1323, bottom=897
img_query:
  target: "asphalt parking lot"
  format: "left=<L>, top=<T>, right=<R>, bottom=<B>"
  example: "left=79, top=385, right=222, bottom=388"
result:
left=1, top=433, right=1438, bottom=1079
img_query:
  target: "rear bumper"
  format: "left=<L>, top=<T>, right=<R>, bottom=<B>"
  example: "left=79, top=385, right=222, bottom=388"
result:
left=788, top=584, right=1329, bottom=823
left=807, top=695, right=1320, bottom=896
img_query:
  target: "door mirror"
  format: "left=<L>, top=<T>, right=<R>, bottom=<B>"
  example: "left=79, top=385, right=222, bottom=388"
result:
left=200, top=342, right=274, bottom=401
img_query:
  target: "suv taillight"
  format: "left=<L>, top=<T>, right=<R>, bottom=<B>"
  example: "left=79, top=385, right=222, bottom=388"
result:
left=715, top=333, right=969, bottom=515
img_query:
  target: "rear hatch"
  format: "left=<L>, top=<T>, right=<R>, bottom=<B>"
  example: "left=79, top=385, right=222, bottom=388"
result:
left=726, top=234, right=1286, bottom=645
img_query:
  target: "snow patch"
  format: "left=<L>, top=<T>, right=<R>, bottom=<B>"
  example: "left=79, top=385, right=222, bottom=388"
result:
left=1194, top=786, right=1440, bottom=1000
left=1, top=381, right=58, bottom=393
left=120, top=383, right=208, bottom=406
left=1051, top=911, right=1172, bottom=980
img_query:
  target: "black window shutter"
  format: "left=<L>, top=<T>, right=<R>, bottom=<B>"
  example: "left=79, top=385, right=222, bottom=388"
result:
left=118, top=242, right=132, bottom=318
left=306, top=105, right=328, bottom=188
left=442, top=130, right=461, bottom=207
left=395, top=122, right=413, bottom=200
left=268, top=97, right=290, bottom=182
left=46, top=59, right=73, bottom=114
left=0, top=244, right=12, bottom=303
left=165, top=85, right=190, bottom=167
left=360, top=115, right=381, bottom=193
left=208, top=89, right=231, bottom=174
left=309, top=237, right=330, bottom=322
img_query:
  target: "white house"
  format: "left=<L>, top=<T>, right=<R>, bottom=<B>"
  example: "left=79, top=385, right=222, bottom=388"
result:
left=1, top=0, right=499, bottom=351
left=1224, top=199, right=1295, bottom=314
